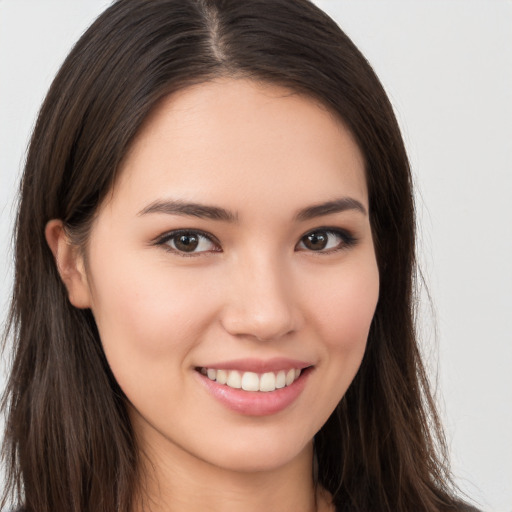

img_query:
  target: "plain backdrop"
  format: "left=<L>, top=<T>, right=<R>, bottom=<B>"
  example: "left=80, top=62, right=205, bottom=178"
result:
left=1, top=1, right=511, bottom=510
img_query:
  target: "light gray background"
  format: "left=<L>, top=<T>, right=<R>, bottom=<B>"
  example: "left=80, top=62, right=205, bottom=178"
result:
left=1, top=1, right=511, bottom=510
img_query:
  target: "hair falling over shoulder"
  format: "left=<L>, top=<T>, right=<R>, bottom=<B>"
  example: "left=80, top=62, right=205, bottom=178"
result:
left=1, top=1, right=474, bottom=511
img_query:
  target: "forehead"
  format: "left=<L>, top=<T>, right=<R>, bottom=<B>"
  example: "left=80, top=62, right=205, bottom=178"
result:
left=108, top=78, right=368, bottom=217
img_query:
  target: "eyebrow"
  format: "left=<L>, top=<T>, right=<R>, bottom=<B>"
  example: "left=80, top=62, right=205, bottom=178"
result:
left=138, top=196, right=367, bottom=222
left=138, top=199, right=238, bottom=222
left=295, top=197, right=367, bottom=220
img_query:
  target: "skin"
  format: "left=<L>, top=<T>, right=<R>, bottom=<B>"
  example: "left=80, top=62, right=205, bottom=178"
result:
left=46, top=79, right=380, bottom=512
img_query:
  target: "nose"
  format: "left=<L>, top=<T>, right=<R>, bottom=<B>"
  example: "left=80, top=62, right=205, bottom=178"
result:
left=220, top=255, right=302, bottom=341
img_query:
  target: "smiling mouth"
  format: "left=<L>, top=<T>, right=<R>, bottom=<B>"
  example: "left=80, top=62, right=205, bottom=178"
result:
left=197, top=367, right=305, bottom=392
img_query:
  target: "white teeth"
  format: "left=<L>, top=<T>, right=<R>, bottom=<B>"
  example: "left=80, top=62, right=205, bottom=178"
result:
left=241, top=372, right=259, bottom=391
left=259, top=372, right=276, bottom=392
left=226, top=370, right=242, bottom=389
left=200, top=367, right=304, bottom=392
left=275, top=370, right=286, bottom=389
left=216, top=369, right=228, bottom=385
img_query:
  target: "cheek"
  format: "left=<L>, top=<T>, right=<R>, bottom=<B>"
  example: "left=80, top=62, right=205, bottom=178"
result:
left=295, top=256, right=379, bottom=433
left=86, top=253, right=218, bottom=376
left=311, top=258, right=379, bottom=354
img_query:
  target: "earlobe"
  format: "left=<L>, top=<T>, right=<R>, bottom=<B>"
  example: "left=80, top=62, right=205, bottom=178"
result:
left=45, top=220, right=92, bottom=309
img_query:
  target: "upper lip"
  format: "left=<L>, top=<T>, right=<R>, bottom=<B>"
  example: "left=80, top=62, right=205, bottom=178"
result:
left=196, top=358, right=313, bottom=373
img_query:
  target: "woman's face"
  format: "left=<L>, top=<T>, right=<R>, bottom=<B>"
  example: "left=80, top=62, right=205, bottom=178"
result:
left=75, top=79, right=379, bottom=473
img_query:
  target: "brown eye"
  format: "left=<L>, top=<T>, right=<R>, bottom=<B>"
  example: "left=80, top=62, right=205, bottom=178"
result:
left=173, top=233, right=199, bottom=252
left=161, top=230, right=219, bottom=254
left=303, top=231, right=329, bottom=251
left=297, top=229, right=355, bottom=253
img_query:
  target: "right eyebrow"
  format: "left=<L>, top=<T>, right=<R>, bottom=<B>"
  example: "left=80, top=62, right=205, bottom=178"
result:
left=137, top=199, right=238, bottom=222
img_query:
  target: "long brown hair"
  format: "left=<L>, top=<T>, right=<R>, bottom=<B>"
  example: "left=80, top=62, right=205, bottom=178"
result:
left=2, top=0, right=464, bottom=510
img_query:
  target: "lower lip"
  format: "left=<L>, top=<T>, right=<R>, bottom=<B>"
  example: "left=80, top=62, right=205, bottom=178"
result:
left=196, top=368, right=312, bottom=416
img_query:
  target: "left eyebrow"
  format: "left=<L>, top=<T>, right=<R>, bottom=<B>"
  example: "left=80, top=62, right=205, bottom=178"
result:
left=295, top=197, right=367, bottom=221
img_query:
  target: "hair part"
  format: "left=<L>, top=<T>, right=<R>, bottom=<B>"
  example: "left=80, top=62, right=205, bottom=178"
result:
left=2, top=1, right=462, bottom=511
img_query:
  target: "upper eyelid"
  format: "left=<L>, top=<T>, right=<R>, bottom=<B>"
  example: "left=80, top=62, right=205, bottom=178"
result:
left=297, top=226, right=355, bottom=240
left=154, top=228, right=219, bottom=245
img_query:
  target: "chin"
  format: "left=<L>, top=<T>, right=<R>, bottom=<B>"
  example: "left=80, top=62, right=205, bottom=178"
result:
left=196, top=430, right=315, bottom=474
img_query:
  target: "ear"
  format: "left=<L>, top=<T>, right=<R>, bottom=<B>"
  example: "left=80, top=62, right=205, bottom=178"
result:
left=45, top=219, right=92, bottom=309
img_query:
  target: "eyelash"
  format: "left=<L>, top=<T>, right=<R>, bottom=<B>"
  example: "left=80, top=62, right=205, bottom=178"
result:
left=154, top=227, right=357, bottom=257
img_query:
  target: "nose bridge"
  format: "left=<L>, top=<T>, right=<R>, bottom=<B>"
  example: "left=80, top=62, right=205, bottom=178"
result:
left=221, top=250, right=299, bottom=341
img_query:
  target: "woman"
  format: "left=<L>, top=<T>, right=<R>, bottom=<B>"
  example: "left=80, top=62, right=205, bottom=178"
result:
left=1, top=0, right=477, bottom=511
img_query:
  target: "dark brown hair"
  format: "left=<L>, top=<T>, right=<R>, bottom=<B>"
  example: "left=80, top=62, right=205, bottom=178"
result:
left=2, top=0, right=467, bottom=511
